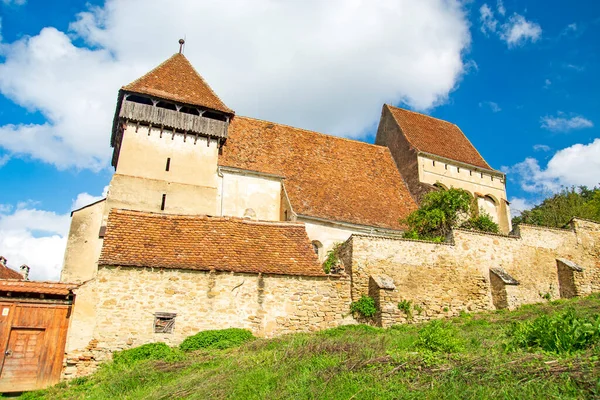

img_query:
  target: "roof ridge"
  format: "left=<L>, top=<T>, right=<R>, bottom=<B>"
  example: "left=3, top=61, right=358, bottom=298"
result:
left=112, top=209, right=305, bottom=226
left=236, top=115, right=387, bottom=151
left=385, top=104, right=458, bottom=127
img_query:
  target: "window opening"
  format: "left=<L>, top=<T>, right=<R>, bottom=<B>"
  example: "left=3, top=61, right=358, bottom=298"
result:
left=161, top=194, right=166, bottom=211
left=165, top=158, right=171, bottom=171
left=154, top=312, right=176, bottom=333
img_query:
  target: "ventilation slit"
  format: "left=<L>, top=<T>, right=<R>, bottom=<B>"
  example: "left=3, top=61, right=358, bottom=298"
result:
left=161, top=194, right=166, bottom=211
left=165, top=158, right=171, bottom=171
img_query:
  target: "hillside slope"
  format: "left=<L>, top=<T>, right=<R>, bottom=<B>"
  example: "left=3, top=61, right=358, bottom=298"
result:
left=18, top=295, right=600, bottom=400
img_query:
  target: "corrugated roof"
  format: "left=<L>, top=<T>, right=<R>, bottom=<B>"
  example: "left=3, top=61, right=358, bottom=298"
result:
left=122, top=53, right=234, bottom=115
left=99, top=209, right=326, bottom=277
left=219, top=117, right=417, bottom=230
left=386, top=105, right=492, bottom=170
left=0, top=280, right=78, bottom=296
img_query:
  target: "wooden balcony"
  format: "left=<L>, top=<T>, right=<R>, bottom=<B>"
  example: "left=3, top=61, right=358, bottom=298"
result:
left=119, top=100, right=228, bottom=139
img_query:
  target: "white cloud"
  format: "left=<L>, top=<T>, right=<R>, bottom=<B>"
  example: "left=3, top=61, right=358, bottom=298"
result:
left=479, top=4, right=498, bottom=34
left=0, top=153, right=9, bottom=166
left=0, top=186, right=106, bottom=281
left=533, top=144, right=551, bottom=152
left=479, top=4, right=541, bottom=47
left=479, top=101, right=501, bottom=112
left=2, top=0, right=26, bottom=5
left=496, top=0, right=506, bottom=16
left=540, top=113, right=593, bottom=132
left=543, top=78, right=551, bottom=89
left=0, top=205, right=69, bottom=281
left=0, top=0, right=472, bottom=170
left=560, top=23, right=577, bottom=36
left=509, top=197, right=535, bottom=217
left=71, top=185, right=108, bottom=210
left=500, top=14, right=542, bottom=47
left=506, top=139, right=600, bottom=194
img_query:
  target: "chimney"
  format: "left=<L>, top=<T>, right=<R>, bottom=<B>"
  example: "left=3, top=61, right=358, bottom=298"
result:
left=0, top=256, right=6, bottom=267
left=20, top=265, right=30, bottom=281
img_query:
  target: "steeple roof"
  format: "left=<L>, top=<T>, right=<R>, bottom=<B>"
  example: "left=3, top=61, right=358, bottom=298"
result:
left=122, top=53, right=234, bottom=115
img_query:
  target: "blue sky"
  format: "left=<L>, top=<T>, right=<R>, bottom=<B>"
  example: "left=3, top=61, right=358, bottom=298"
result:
left=0, top=0, right=598, bottom=280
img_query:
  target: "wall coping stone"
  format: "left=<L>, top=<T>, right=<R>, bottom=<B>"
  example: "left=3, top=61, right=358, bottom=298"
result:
left=490, top=268, right=519, bottom=285
left=453, top=228, right=520, bottom=239
left=516, top=223, right=574, bottom=232
left=556, top=258, right=584, bottom=272
left=371, top=274, right=396, bottom=290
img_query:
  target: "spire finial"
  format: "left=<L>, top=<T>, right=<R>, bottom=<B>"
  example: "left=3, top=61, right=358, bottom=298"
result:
left=178, top=38, right=185, bottom=54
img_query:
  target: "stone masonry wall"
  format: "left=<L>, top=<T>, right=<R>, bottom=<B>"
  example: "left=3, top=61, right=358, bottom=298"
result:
left=344, top=219, right=600, bottom=323
left=64, top=267, right=351, bottom=378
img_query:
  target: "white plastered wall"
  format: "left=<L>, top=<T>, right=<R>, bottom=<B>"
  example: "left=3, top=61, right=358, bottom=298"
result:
left=218, top=170, right=282, bottom=221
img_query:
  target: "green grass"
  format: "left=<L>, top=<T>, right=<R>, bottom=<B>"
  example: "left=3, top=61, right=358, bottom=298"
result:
left=17, top=294, right=600, bottom=399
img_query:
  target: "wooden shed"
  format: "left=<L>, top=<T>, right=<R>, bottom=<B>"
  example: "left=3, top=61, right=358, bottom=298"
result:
left=0, top=280, right=78, bottom=393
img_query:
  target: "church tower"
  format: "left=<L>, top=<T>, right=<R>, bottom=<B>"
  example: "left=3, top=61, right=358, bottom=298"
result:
left=107, top=48, right=234, bottom=216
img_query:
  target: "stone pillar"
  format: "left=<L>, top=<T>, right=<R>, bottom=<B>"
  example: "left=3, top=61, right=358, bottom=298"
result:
left=368, top=275, right=399, bottom=328
left=489, top=268, right=519, bottom=310
left=556, top=258, right=584, bottom=298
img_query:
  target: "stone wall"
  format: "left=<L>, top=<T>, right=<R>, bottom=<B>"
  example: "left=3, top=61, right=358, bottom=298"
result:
left=64, top=267, right=351, bottom=378
left=342, top=218, right=600, bottom=323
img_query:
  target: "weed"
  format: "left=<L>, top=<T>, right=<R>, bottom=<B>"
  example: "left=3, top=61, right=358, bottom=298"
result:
left=397, top=300, right=413, bottom=319
left=350, top=295, right=377, bottom=318
left=113, top=342, right=184, bottom=365
left=322, top=242, right=342, bottom=274
left=179, top=328, right=254, bottom=352
left=415, top=320, right=463, bottom=353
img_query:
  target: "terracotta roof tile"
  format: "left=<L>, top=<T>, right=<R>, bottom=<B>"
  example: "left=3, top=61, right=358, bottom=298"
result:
left=99, top=209, right=326, bottom=277
left=0, top=280, right=78, bottom=296
left=123, top=53, right=234, bottom=115
left=0, top=264, right=22, bottom=280
left=219, top=117, right=417, bottom=230
left=386, top=105, right=492, bottom=170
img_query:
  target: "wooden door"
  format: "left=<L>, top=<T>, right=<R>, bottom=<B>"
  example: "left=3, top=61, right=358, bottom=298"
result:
left=0, top=302, right=71, bottom=392
left=0, top=328, right=45, bottom=390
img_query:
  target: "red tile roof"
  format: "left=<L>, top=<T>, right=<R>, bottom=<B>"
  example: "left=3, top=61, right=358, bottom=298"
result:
left=0, top=280, right=78, bottom=296
left=386, top=105, right=492, bottom=170
left=99, top=209, right=326, bottom=277
left=122, top=53, right=234, bottom=115
left=0, top=263, right=22, bottom=280
left=219, top=117, right=417, bottom=230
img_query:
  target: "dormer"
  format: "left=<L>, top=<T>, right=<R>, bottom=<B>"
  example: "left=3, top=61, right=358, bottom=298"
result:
left=110, top=52, right=235, bottom=168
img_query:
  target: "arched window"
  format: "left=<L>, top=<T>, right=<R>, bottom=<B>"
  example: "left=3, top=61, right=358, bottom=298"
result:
left=478, top=195, right=499, bottom=223
left=311, top=241, right=323, bottom=258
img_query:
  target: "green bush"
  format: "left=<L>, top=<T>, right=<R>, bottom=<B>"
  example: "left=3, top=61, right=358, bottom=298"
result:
left=398, top=299, right=413, bottom=319
left=508, top=308, right=600, bottom=354
left=350, top=295, right=377, bottom=318
left=179, top=328, right=254, bottom=352
left=112, top=342, right=184, bottom=365
left=460, top=212, right=499, bottom=233
left=415, top=320, right=463, bottom=353
left=322, top=242, right=341, bottom=274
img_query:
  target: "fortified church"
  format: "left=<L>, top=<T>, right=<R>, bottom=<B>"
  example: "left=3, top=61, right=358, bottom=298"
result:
left=1, top=46, right=598, bottom=389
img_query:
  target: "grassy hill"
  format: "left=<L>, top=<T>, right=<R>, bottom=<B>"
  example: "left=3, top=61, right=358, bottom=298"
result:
left=18, top=295, right=600, bottom=400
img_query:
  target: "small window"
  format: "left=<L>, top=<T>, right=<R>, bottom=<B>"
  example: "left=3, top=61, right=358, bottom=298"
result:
left=432, top=160, right=436, bottom=166
left=161, top=194, right=166, bottom=211
left=481, top=173, right=484, bottom=178
left=165, top=158, right=171, bottom=171
left=469, top=170, right=472, bottom=176
left=154, top=312, right=176, bottom=333
left=491, top=176, right=494, bottom=181
left=444, top=164, right=448, bottom=170
left=284, top=210, right=288, bottom=221
left=457, top=167, right=460, bottom=173
left=311, top=241, right=323, bottom=257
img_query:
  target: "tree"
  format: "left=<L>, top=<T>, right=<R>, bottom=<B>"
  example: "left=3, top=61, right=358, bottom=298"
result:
left=512, top=186, right=600, bottom=228
left=402, top=187, right=499, bottom=242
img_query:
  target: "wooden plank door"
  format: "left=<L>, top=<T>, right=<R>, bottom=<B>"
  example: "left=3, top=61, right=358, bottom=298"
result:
left=0, top=328, right=45, bottom=391
left=0, top=303, right=71, bottom=392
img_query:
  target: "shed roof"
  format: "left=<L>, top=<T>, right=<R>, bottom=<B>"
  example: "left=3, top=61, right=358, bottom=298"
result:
left=99, top=209, right=326, bottom=277
left=123, top=53, right=234, bottom=115
left=219, top=116, right=417, bottom=230
left=0, top=280, right=78, bottom=296
left=385, top=105, right=492, bottom=170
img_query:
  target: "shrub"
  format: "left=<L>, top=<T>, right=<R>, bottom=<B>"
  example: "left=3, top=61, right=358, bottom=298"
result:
left=398, top=300, right=413, bottom=319
left=350, top=295, right=377, bottom=318
left=460, top=211, right=499, bottom=233
left=179, top=328, right=254, bottom=352
left=508, top=308, right=600, bottom=354
left=415, top=320, right=463, bottom=353
left=112, top=342, right=184, bottom=365
left=322, top=242, right=342, bottom=274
